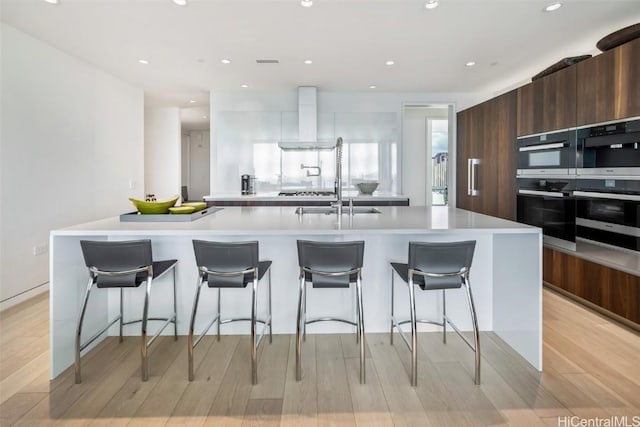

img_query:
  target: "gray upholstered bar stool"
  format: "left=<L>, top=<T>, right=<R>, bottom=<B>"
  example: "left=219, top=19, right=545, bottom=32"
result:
left=188, top=240, right=272, bottom=384
left=296, top=240, right=366, bottom=383
left=390, top=240, right=480, bottom=386
left=76, top=239, right=178, bottom=383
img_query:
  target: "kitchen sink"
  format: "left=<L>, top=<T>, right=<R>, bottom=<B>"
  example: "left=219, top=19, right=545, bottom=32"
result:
left=295, top=206, right=381, bottom=215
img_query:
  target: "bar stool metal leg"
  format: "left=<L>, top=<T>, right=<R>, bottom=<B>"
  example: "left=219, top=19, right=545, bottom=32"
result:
left=295, top=273, right=305, bottom=381
left=216, top=288, right=221, bottom=341
left=268, top=269, right=273, bottom=344
left=173, top=268, right=178, bottom=340
left=408, top=276, right=418, bottom=387
left=442, top=289, right=447, bottom=344
left=251, top=276, right=258, bottom=385
left=188, top=273, right=205, bottom=381
left=75, top=277, right=95, bottom=384
left=356, top=274, right=366, bottom=384
left=119, top=288, right=124, bottom=343
left=464, top=274, right=481, bottom=385
left=390, top=268, right=394, bottom=345
left=302, top=280, right=307, bottom=342
left=141, top=276, right=152, bottom=381
left=355, top=284, right=360, bottom=344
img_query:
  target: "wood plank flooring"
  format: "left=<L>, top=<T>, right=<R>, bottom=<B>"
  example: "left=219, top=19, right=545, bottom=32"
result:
left=0, top=288, right=639, bottom=426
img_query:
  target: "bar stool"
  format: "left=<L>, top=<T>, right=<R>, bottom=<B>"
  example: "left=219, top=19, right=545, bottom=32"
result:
left=390, top=240, right=480, bottom=386
left=296, top=240, right=365, bottom=383
left=76, top=239, right=177, bottom=383
left=188, top=240, right=272, bottom=384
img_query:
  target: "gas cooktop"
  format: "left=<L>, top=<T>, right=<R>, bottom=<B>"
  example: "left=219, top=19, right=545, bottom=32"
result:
left=278, top=190, right=336, bottom=197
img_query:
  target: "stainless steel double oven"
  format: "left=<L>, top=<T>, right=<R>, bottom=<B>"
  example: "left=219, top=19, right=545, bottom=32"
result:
left=517, top=129, right=578, bottom=250
left=516, top=117, right=640, bottom=252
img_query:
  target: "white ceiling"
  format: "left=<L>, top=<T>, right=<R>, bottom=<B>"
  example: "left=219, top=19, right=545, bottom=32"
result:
left=2, top=0, right=639, bottom=113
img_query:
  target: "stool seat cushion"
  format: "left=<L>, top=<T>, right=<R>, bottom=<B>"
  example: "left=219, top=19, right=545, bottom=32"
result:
left=205, top=260, right=272, bottom=288
left=96, top=259, right=177, bottom=288
left=391, top=262, right=462, bottom=290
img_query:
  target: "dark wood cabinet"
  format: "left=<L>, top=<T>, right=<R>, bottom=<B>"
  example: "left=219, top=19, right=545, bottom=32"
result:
left=516, top=65, right=577, bottom=136
left=576, top=38, right=640, bottom=126
left=456, top=90, right=517, bottom=221
left=543, top=247, right=640, bottom=326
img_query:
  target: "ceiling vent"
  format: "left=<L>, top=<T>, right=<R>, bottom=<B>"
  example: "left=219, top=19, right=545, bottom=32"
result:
left=256, top=59, right=280, bottom=64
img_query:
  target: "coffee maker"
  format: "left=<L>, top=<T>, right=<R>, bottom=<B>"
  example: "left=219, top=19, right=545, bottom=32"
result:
left=241, top=174, right=256, bottom=195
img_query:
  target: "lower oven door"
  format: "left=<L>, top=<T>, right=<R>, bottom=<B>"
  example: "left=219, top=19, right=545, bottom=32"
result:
left=517, top=191, right=576, bottom=249
left=575, top=192, right=640, bottom=251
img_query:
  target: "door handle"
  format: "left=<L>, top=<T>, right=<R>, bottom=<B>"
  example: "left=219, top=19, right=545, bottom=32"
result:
left=468, top=158, right=480, bottom=196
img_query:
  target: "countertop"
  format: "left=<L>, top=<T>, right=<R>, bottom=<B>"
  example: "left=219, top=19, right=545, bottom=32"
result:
left=52, top=206, right=538, bottom=236
left=203, top=191, right=409, bottom=202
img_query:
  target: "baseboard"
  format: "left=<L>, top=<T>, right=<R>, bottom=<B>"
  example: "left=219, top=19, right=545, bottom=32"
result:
left=544, top=282, right=640, bottom=334
left=0, top=282, right=49, bottom=312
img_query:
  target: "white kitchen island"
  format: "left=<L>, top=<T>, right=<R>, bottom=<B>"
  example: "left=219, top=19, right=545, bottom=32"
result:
left=50, top=206, right=542, bottom=379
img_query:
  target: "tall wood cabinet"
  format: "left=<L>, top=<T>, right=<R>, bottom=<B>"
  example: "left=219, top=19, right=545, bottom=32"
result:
left=576, top=37, right=640, bottom=126
left=456, top=90, right=517, bottom=221
left=516, top=65, right=577, bottom=136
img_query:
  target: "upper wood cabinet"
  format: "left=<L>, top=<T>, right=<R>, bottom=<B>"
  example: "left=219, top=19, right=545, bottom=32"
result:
left=457, top=90, right=517, bottom=221
left=516, top=65, right=577, bottom=136
left=576, top=37, right=640, bottom=126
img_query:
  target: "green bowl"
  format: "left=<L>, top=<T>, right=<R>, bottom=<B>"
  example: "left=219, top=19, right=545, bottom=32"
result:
left=169, top=206, right=196, bottom=214
left=181, top=202, right=207, bottom=212
left=129, top=195, right=179, bottom=214
left=356, top=182, right=379, bottom=195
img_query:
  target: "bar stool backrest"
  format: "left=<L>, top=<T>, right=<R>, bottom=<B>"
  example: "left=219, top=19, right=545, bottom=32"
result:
left=297, top=240, right=364, bottom=287
left=408, top=240, right=476, bottom=275
left=192, top=240, right=259, bottom=288
left=80, top=240, right=152, bottom=287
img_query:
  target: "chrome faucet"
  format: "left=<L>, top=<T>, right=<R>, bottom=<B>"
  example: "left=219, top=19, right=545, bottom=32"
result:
left=331, top=137, right=343, bottom=215
left=300, top=163, right=321, bottom=177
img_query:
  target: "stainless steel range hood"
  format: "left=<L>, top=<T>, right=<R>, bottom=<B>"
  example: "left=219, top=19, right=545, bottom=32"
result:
left=278, top=87, right=336, bottom=150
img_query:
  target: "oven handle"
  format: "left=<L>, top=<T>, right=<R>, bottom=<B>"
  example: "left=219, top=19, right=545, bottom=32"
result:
left=518, top=142, right=567, bottom=152
left=573, top=191, right=640, bottom=202
left=518, top=189, right=566, bottom=198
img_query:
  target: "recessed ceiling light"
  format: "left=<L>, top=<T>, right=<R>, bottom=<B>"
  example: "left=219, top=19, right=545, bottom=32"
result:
left=465, top=61, right=476, bottom=67
left=202, top=115, right=208, bottom=119
left=172, top=0, right=187, bottom=6
left=300, top=0, right=313, bottom=7
left=43, top=0, right=60, bottom=4
left=241, top=84, right=249, bottom=88
left=424, top=0, right=439, bottom=10
left=544, top=2, right=562, bottom=12
left=189, top=99, right=196, bottom=104
left=221, top=59, right=232, bottom=64
left=385, top=60, right=395, bottom=66
left=138, top=59, right=149, bottom=65
left=369, top=85, right=377, bottom=89
left=304, top=59, right=313, bottom=65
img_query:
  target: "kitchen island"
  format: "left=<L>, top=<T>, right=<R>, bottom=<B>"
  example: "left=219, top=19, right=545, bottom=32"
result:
left=50, top=206, right=541, bottom=379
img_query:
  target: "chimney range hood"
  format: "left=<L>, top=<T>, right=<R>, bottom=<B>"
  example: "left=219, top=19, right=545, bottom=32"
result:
left=278, top=87, right=336, bottom=151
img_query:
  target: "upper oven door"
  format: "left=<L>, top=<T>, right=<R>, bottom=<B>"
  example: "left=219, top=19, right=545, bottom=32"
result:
left=577, top=118, right=640, bottom=176
left=517, top=129, right=576, bottom=176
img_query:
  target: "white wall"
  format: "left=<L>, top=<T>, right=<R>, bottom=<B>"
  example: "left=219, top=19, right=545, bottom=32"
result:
left=0, top=24, right=144, bottom=306
left=144, top=107, right=181, bottom=199
left=209, top=91, right=481, bottom=195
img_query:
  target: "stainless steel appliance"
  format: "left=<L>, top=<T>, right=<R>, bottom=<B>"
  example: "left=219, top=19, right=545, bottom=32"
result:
left=574, top=177, right=640, bottom=252
left=517, top=177, right=576, bottom=250
left=278, top=190, right=335, bottom=196
left=517, top=129, right=577, bottom=176
left=577, top=117, right=640, bottom=176
left=241, top=174, right=255, bottom=195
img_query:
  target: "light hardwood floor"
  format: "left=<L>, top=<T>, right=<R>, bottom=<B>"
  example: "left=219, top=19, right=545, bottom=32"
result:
left=0, top=288, right=638, bottom=426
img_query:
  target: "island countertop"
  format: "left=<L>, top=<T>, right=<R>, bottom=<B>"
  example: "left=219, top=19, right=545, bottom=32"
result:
left=50, top=206, right=542, bottom=379
left=52, top=206, right=539, bottom=236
